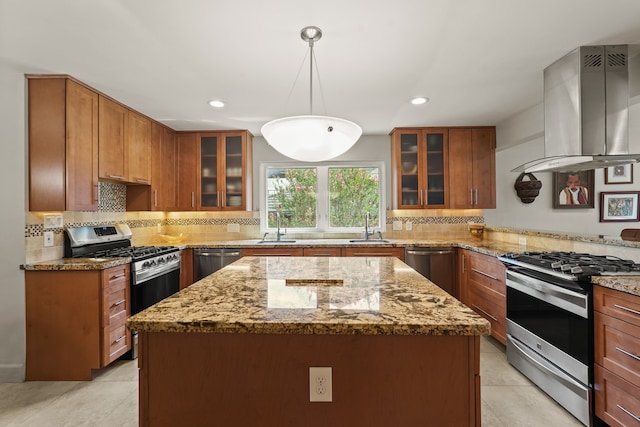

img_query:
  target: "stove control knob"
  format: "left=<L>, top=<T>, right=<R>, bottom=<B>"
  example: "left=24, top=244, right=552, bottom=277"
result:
left=142, top=261, right=151, bottom=269
left=158, top=257, right=166, bottom=264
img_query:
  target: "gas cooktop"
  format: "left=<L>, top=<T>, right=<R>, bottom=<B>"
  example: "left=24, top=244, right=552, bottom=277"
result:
left=499, top=251, right=640, bottom=281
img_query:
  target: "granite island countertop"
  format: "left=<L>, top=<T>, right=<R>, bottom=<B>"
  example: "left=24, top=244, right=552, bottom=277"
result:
left=127, top=256, right=491, bottom=336
left=21, top=256, right=131, bottom=271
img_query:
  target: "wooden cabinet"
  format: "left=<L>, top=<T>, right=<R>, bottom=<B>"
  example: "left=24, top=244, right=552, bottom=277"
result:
left=198, top=131, right=253, bottom=211
left=342, top=246, right=405, bottom=261
left=126, top=110, right=151, bottom=184
left=98, top=96, right=152, bottom=185
left=180, top=248, right=194, bottom=289
left=27, top=76, right=99, bottom=211
left=25, top=264, right=131, bottom=380
left=303, top=247, right=343, bottom=257
left=127, top=122, right=176, bottom=211
left=448, top=127, right=496, bottom=209
left=391, top=128, right=449, bottom=209
left=175, top=131, right=253, bottom=211
left=176, top=132, right=198, bottom=210
left=98, top=96, right=128, bottom=181
left=594, top=286, right=640, bottom=426
left=242, top=247, right=305, bottom=257
left=458, top=249, right=506, bottom=344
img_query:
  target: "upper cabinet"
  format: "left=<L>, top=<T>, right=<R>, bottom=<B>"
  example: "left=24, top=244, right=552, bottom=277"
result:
left=98, top=96, right=151, bottom=184
left=198, top=131, right=253, bottom=211
left=390, top=128, right=449, bottom=209
left=28, top=76, right=99, bottom=211
left=176, top=133, right=198, bottom=211
left=448, top=127, right=496, bottom=209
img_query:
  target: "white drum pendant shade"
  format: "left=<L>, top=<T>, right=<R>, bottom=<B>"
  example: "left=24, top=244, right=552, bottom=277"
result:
left=261, top=115, right=362, bottom=162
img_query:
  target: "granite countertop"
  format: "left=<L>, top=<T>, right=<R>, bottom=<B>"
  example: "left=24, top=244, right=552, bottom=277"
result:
left=21, top=256, right=131, bottom=271
left=127, top=256, right=491, bottom=336
left=592, top=275, right=640, bottom=297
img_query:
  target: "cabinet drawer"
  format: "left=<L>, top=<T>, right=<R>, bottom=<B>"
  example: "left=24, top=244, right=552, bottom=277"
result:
left=102, top=264, right=129, bottom=288
left=466, top=253, right=505, bottom=296
left=595, top=363, right=640, bottom=427
left=467, top=283, right=505, bottom=344
left=102, top=280, right=129, bottom=326
left=303, top=247, right=342, bottom=257
left=595, top=311, right=640, bottom=388
left=242, top=248, right=304, bottom=256
left=102, top=320, right=130, bottom=366
left=595, top=286, right=640, bottom=328
left=342, top=247, right=404, bottom=261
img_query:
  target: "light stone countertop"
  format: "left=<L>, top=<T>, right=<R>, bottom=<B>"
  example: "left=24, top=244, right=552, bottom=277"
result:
left=21, top=256, right=131, bottom=271
left=126, top=256, right=491, bottom=336
left=591, top=275, right=640, bottom=297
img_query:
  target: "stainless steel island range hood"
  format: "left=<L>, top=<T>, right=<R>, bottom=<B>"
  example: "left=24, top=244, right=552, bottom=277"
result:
left=514, top=45, right=640, bottom=173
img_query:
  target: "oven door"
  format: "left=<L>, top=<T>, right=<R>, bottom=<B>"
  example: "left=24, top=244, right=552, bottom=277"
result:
left=131, top=265, right=181, bottom=314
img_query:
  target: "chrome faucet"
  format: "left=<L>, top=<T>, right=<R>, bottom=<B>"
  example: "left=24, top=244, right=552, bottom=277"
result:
left=364, top=211, right=373, bottom=240
left=276, top=212, right=286, bottom=241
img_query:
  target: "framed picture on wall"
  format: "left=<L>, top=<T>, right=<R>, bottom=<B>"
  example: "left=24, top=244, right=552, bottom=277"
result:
left=604, top=164, right=634, bottom=184
left=553, top=170, right=595, bottom=209
left=600, top=191, right=640, bottom=222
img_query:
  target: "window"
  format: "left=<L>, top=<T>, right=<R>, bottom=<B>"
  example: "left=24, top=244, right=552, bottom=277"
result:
left=261, top=162, right=385, bottom=233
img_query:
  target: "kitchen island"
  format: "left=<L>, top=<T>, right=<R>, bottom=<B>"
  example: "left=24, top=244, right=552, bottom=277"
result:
left=127, top=256, right=490, bottom=427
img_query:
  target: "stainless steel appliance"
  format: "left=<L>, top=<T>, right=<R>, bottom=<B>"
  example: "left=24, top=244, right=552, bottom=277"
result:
left=404, top=247, right=455, bottom=296
left=64, top=224, right=181, bottom=358
left=194, top=248, right=242, bottom=281
left=499, top=251, right=640, bottom=426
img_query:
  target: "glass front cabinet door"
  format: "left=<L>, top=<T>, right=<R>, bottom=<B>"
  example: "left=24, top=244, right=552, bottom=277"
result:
left=391, top=128, right=449, bottom=209
left=198, top=131, right=252, bottom=211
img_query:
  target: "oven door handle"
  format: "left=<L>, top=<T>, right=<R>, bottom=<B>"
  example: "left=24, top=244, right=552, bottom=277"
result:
left=508, top=335, right=588, bottom=393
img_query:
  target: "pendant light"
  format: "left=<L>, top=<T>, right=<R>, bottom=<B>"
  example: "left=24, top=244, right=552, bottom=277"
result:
left=261, top=26, right=362, bottom=162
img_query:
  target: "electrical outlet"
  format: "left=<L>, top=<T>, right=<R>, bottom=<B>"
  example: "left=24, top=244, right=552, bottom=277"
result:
left=44, top=214, right=63, bottom=229
left=309, top=367, right=332, bottom=402
left=405, top=221, right=412, bottom=231
left=518, top=237, right=527, bottom=248
left=227, top=223, right=240, bottom=232
left=44, top=231, right=54, bottom=247
left=392, top=220, right=402, bottom=231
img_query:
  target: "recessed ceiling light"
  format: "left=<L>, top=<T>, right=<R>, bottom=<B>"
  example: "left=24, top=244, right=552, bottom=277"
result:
left=208, top=100, right=225, bottom=108
left=410, top=97, right=429, bottom=105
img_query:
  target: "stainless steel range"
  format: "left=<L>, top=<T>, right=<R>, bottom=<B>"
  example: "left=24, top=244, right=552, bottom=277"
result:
left=64, top=224, right=181, bottom=358
left=499, top=251, right=640, bottom=427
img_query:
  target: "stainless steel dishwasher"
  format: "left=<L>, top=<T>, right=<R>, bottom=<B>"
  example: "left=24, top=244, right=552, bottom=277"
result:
left=194, top=248, right=242, bottom=281
left=404, top=247, right=456, bottom=296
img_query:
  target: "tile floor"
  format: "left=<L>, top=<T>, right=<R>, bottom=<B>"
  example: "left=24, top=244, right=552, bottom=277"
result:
left=0, top=336, right=585, bottom=426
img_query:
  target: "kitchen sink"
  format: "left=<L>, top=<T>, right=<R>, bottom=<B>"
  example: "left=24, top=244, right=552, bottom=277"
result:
left=348, top=239, right=391, bottom=243
left=257, top=240, right=297, bottom=243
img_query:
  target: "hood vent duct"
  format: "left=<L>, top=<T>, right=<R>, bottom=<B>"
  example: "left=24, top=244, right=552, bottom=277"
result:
left=513, top=45, right=640, bottom=173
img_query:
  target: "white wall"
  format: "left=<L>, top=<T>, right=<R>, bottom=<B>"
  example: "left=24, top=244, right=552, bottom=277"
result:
left=485, top=101, right=640, bottom=238
left=0, top=63, right=27, bottom=381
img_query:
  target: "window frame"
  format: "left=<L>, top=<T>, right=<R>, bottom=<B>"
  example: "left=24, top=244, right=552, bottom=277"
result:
left=259, top=161, right=386, bottom=234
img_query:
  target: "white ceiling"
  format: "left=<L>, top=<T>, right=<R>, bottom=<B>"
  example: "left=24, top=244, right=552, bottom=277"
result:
left=3, top=0, right=640, bottom=137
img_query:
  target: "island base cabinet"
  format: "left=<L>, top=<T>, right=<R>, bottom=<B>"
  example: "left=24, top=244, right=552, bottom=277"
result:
left=138, top=332, right=481, bottom=426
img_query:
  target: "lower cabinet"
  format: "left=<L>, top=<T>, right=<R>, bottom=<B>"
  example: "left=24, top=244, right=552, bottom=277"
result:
left=594, top=286, right=640, bottom=426
left=180, top=248, right=194, bottom=289
left=242, top=246, right=404, bottom=261
left=25, top=264, right=131, bottom=380
left=457, top=249, right=506, bottom=344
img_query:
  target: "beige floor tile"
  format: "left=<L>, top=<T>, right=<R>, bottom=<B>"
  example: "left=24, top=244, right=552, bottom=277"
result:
left=481, top=350, right=532, bottom=386
left=481, top=399, right=507, bottom=427
left=0, top=381, right=81, bottom=426
left=482, top=384, right=584, bottom=427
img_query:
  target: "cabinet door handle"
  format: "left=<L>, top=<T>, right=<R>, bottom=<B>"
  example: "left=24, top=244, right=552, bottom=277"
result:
left=191, top=192, right=195, bottom=208
left=154, top=189, right=158, bottom=207
left=615, top=346, right=640, bottom=362
left=471, top=267, right=498, bottom=280
left=474, top=188, right=478, bottom=205
left=111, top=273, right=126, bottom=280
left=469, top=189, right=473, bottom=205
left=135, top=178, right=149, bottom=184
left=462, top=254, right=466, bottom=273
left=94, top=184, right=99, bottom=203
left=108, top=175, right=125, bottom=180
left=112, top=299, right=126, bottom=307
left=472, top=304, right=498, bottom=322
left=614, top=304, right=640, bottom=316
left=617, top=404, right=640, bottom=422
left=114, top=336, right=126, bottom=344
